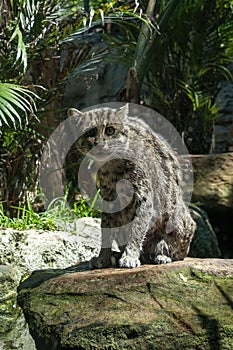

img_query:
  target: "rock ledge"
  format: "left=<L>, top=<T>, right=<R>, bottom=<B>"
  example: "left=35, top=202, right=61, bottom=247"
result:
left=18, top=258, right=233, bottom=350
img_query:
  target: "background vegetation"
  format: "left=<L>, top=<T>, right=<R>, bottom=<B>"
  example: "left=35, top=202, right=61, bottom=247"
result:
left=0, top=0, right=232, bottom=225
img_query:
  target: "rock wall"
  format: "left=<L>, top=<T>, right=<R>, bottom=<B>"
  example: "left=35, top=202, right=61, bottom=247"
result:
left=191, top=152, right=233, bottom=258
left=214, top=81, right=233, bottom=153
left=61, top=35, right=127, bottom=112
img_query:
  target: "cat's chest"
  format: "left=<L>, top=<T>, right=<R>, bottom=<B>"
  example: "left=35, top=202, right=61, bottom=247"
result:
left=96, top=159, right=135, bottom=199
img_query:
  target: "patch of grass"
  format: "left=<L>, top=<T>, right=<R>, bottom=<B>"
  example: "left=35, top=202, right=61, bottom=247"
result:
left=0, top=201, right=56, bottom=230
left=72, top=190, right=101, bottom=219
left=0, top=191, right=101, bottom=230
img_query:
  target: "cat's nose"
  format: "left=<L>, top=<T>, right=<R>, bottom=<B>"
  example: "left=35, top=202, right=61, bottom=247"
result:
left=96, top=142, right=105, bottom=149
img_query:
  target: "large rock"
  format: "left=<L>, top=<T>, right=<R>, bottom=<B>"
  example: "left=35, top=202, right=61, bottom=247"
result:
left=0, top=218, right=100, bottom=350
left=191, top=152, right=233, bottom=258
left=191, top=153, right=233, bottom=211
left=0, top=217, right=101, bottom=276
left=188, top=205, right=221, bottom=258
left=214, top=80, right=233, bottom=153
left=0, top=265, right=36, bottom=350
left=62, top=34, right=127, bottom=111
left=0, top=211, right=220, bottom=277
left=18, top=258, right=233, bottom=350
left=0, top=213, right=220, bottom=349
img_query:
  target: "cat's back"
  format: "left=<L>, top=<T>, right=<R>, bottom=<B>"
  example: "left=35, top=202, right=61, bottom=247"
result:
left=126, top=116, right=181, bottom=173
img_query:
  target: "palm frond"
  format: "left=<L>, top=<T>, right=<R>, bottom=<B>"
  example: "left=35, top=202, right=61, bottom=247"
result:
left=9, top=25, right=28, bottom=73
left=135, top=0, right=180, bottom=87
left=0, top=83, right=39, bottom=130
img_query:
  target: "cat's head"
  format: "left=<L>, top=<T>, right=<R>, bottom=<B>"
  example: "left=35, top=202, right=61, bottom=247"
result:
left=68, top=104, right=130, bottom=161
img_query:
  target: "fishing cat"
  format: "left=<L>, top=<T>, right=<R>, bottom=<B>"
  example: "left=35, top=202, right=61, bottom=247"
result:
left=67, top=104, right=196, bottom=268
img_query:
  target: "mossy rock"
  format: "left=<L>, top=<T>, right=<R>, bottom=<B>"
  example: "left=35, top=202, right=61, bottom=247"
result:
left=18, top=258, right=233, bottom=350
left=0, top=265, right=20, bottom=334
left=0, top=265, right=36, bottom=350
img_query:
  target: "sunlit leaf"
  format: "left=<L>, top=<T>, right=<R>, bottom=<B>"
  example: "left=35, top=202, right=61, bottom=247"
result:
left=0, top=83, right=40, bottom=130
left=9, top=25, right=28, bottom=72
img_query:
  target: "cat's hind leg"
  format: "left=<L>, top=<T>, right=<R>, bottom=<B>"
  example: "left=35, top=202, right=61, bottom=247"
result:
left=154, top=208, right=196, bottom=264
left=154, top=239, right=172, bottom=264
left=141, top=228, right=172, bottom=265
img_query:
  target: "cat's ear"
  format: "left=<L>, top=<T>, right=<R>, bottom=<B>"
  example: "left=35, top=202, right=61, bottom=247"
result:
left=120, top=103, right=129, bottom=115
left=67, top=108, right=84, bottom=120
left=115, top=103, right=129, bottom=120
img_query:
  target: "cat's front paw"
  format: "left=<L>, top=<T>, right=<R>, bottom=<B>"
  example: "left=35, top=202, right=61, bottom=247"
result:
left=154, top=254, right=172, bottom=264
left=119, top=255, right=141, bottom=268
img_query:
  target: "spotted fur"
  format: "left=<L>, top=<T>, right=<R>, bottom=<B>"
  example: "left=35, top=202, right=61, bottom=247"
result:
left=68, top=105, right=196, bottom=268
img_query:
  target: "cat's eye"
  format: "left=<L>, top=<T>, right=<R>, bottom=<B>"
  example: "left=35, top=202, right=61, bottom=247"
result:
left=105, top=126, right=115, bottom=136
left=84, top=127, right=97, bottom=138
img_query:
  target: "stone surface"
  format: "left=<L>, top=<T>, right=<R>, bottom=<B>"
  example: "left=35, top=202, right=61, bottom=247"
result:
left=0, top=218, right=100, bottom=350
left=191, top=152, right=233, bottom=257
left=213, top=81, right=233, bottom=153
left=0, top=210, right=220, bottom=278
left=0, top=212, right=220, bottom=349
left=214, top=81, right=233, bottom=153
left=0, top=265, right=36, bottom=350
left=191, top=153, right=233, bottom=210
left=0, top=217, right=101, bottom=275
left=188, top=205, right=221, bottom=258
left=62, top=34, right=127, bottom=111
left=18, top=258, right=233, bottom=350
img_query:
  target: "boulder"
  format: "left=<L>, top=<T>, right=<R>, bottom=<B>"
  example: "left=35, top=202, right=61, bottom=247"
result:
left=0, top=211, right=221, bottom=278
left=0, top=218, right=100, bottom=350
left=0, top=207, right=221, bottom=283
left=18, top=258, right=233, bottom=350
left=214, top=80, right=233, bottom=153
left=0, top=217, right=101, bottom=276
left=191, top=153, right=233, bottom=211
left=191, top=152, right=233, bottom=258
left=0, top=265, right=36, bottom=350
left=188, top=205, right=221, bottom=258
left=62, top=34, right=127, bottom=111
left=0, top=212, right=220, bottom=349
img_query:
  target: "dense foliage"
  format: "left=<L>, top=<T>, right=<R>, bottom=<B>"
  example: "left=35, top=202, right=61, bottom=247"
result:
left=147, top=0, right=233, bottom=152
left=0, top=0, right=232, bottom=219
left=96, top=0, right=233, bottom=152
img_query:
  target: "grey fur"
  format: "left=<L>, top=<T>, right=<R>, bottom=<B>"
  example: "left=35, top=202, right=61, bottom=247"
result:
left=68, top=105, right=196, bottom=268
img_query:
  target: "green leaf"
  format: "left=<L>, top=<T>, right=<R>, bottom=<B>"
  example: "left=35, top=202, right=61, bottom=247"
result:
left=0, top=83, right=39, bottom=130
left=9, top=24, right=28, bottom=72
left=0, top=96, right=20, bottom=127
